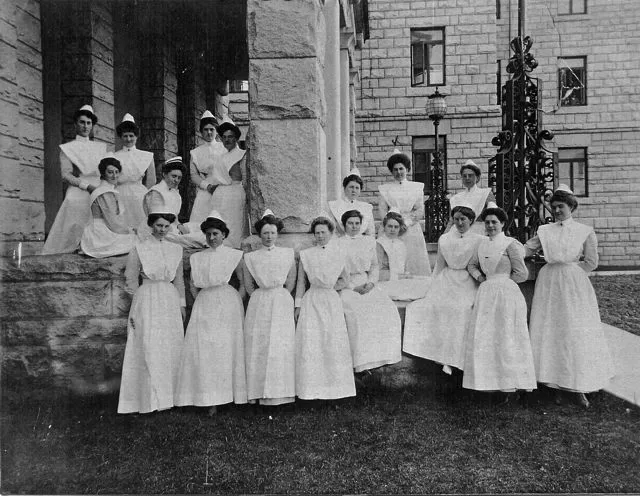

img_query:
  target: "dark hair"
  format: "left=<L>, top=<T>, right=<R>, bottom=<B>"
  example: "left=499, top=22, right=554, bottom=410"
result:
left=382, top=211, right=407, bottom=235
left=451, top=205, right=476, bottom=224
left=341, top=209, right=363, bottom=228
left=480, top=206, right=508, bottom=223
left=98, top=157, right=122, bottom=178
left=310, top=216, right=335, bottom=234
left=255, top=214, right=284, bottom=234
left=116, top=121, right=139, bottom=137
left=387, top=152, right=411, bottom=173
left=162, top=161, right=185, bottom=176
left=217, top=122, right=241, bottom=140
left=200, top=217, right=230, bottom=238
left=147, top=212, right=176, bottom=226
left=342, top=174, right=364, bottom=189
left=549, top=190, right=578, bottom=212
left=199, top=117, right=218, bottom=134
left=460, top=163, right=481, bottom=178
left=73, top=108, right=97, bottom=125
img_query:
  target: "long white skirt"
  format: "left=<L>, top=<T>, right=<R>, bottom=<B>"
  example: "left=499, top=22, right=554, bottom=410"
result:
left=404, top=223, right=431, bottom=276
left=341, top=283, right=402, bottom=372
left=189, top=189, right=212, bottom=225
left=204, top=183, right=247, bottom=248
left=175, top=285, right=247, bottom=406
left=245, top=287, right=295, bottom=405
left=117, top=182, right=147, bottom=228
left=295, top=287, right=356, bottom=400
left=118, top=280, right=184, bottom=414
left=80, top=218, right=135, bottom=258
left=530, top=262, right=614, bottom=392
left=404, top=267, right=478, bottom=370
left=462, top=275, right=536, bottom=392
left=42, top=185, right=94, bottom=255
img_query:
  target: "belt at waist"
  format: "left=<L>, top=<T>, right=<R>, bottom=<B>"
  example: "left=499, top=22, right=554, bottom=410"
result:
left=486, top=273, right=510, bottom=280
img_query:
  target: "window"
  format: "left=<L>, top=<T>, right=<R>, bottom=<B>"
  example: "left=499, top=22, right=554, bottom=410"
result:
left=411, top=28, right=445, bottom=87
left=496, top=60, right=502, bottom=105
left=558, top=0, right=586, bottom=14
left=558, top=56, right=587, bottom=106
left=412, top=136, right=447, bottom=194
left=557, top=147, right=588, bottom=196
left=229, top=80, right=248, bottom=93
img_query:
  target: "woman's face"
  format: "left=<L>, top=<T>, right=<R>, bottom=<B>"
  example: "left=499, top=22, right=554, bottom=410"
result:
left=484, top=214, right=504, bottom=237
left=260, top=223, right=278, bottom=248
left=384, top=218, right=401, bottom=238
left=75, top=115, right=93, bottom=138
left=221, top=130, right=238, bottom=151
left=344, top=216, right=362, bottom=237
left=152, top=217, right=171, bottom=240
left=202, top=124, right=216, bottom=143
left=392, top=163, right=408, bottom=182
left=551, top=201, right=572, bottom=222
left=461, top=168, right=479, bottom=189
left=453, top=211, right=473, bottom=234
left=103, top=165, right=120, bottom=185
left=121, top=131, right=137, bottom=149
left=344, top=181, right=361, bottom=201
left=206, top=227, right=226, bottom=249
left=314, top=224, right=332, bottom=246
left=163, top=169, right=182, bottom=190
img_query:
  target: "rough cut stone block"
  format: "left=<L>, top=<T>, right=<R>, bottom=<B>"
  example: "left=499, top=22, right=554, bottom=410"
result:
left=247, top=0, right=325, bottom=60
left=16, top=6, right=40, bottom=50
left=16, top=165, right=43, bottom=201
left=249, top=58, right=326, bottom=121
left=1, top=280, right=114, bottom=320
left=249, top=119, right=326, bottom=231
left=2, top=345, right=53, bottom=391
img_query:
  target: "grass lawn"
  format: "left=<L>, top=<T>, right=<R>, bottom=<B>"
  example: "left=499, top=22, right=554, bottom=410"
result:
left=2, top=371, right=639, bottom=494
left=592, top=274, right=640, bottom=336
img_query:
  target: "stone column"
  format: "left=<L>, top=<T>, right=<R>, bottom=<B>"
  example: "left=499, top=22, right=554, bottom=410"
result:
left=323, top=0, right=341, bottom=201
left=247, top=0, right=327, bottom=233
left=340, top=33, right=353, bottom=178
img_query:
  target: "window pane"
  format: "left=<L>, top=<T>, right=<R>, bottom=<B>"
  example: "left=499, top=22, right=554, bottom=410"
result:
left=411, top=28, right=445, bottom=86
left=558, top=57, right=586, bottom=106
left=558, top=148, right=587, bottom=196
left=412, top=43, right=425, bottom=85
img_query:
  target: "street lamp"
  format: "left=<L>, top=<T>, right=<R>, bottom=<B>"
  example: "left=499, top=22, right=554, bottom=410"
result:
left=425, top=87, right=449, bottom=242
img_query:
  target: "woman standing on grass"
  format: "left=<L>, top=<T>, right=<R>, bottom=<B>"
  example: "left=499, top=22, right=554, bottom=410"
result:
left=294, top=217, right=355, bottom=401
left=462, top=204, right=536, bottom=397
left=118, top=206, right=186, bottom=414
left=403, top=205, right=483, bottom=375
left=525, top=185, right=614, bottom=408
left=175, top=212, right=247, bottom=414
left=243, top=210, right=297, bottom=407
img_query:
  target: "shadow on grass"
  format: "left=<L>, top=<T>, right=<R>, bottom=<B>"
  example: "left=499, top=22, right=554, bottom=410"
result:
left=2, top=366, right=640, bottom=494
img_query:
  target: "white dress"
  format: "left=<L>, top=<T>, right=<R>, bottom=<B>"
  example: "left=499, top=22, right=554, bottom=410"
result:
left=376, top=235, right=432, bottom=301
left=378, top=181, right=431, bottom=276
left=175, top=246, right=248, bottom=406
left=244, top=246, right=296, bottom=405
left=449, top=185, right=492, bottom=236
left=328, top=198, right=375, bottom=236
left=338, top=235, right=402, bottom=372
left=526, top=219, right=614, bottom=392
left=42, top=137, right=106, bottom=254
left=403, top=229, right=483, bottom=370
left=295, top=242, right=356, bottom=400
left=188, top=140, right=226, bottom=223
left=114, top=146, right=155, bottom=228
left=118, top=237, right=185, bottom=414
left=80, top=182, right=135, bottom=258
left=462, top=233, right=536, bottom=392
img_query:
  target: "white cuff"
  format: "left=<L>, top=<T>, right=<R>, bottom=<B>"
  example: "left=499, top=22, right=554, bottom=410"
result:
left=79, top=181, right=90, bottom=191
left=294, top=297, right=303, bottom=308
left=199, top=181, right=211, bottom=190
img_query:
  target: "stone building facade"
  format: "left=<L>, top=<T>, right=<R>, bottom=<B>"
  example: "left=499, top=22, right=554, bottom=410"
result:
left=354, top=0, right=640, bottom=267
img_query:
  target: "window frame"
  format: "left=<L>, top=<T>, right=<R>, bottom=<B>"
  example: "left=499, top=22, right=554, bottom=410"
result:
left=558, top=56, right=587, bottom=107
left=412, top=135, right=447, bottom=195
left=410, top=27, right=446, bottom=87
left=557, top=147, right=588, bottom=197
left=558, top=0, right=587, bottom=15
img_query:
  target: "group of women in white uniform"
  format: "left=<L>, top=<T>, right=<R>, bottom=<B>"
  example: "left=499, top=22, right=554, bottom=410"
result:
left=45, top=106, right=614, bottom=413
left=42, top=106, right=248, bottom=258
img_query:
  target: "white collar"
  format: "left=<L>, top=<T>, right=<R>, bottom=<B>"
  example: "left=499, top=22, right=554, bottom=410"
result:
left=75, top=135, right=90, bottom=142
left=123, top=145, right=136, bottom=152
left=261, top=245, right=276, bottom=251
left=557, top=217, right=574, bottom=227
left=464, top=184, right=479, bottom=193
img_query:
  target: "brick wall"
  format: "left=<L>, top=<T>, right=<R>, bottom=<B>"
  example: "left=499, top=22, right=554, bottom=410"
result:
left=0, top=0, right=45, bottom=255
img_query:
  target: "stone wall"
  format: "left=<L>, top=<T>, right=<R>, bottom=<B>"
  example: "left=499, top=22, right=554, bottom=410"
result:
left=354, top=0, right=501, bottom=215
left=0, top=0, right=45, bottom=256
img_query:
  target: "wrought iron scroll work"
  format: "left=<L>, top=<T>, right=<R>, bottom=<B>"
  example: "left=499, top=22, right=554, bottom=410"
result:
left=425, top=148, right=449, bottom=242
left=489, top=36, right=556, bottom=243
